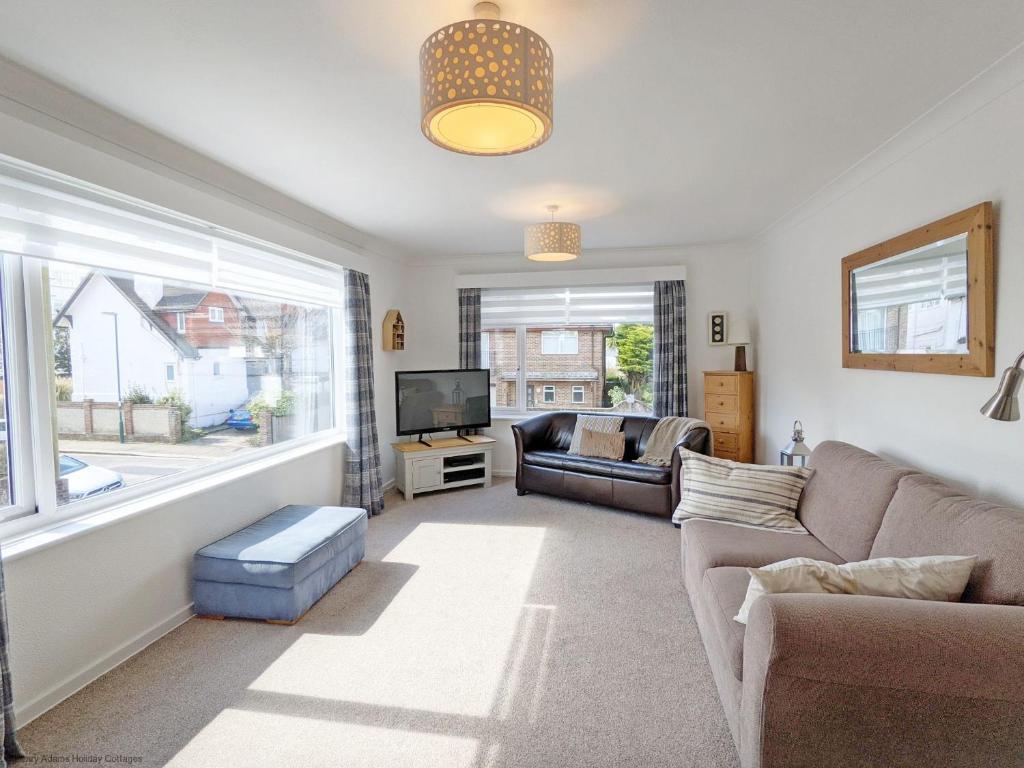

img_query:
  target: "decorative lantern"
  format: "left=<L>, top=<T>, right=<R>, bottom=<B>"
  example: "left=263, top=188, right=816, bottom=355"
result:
left=780, top=420, right=811, bottom=467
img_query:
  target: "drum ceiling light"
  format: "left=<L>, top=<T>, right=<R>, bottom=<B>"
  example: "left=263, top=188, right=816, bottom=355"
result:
left=525, top=206, right=581, bottom=262
left=420, top=2, right=553, bottom=156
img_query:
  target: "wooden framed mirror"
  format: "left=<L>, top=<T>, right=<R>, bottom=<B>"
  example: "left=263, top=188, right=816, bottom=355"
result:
left=842, top=202, right=994, bottom=376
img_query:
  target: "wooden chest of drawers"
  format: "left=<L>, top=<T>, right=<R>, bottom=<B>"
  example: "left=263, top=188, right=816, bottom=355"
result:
left=703, top=371, right=754, bottom=463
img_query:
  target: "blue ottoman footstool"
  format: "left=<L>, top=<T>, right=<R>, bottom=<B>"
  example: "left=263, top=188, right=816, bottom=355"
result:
left=193, top=505, right=367, bottom=624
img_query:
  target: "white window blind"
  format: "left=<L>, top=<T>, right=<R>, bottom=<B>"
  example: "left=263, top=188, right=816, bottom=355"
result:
left=0, top=159, right=345, bottom=307
left=852, top=235, right=968, bottom=311
left=481, top=284, right=654, bottom=327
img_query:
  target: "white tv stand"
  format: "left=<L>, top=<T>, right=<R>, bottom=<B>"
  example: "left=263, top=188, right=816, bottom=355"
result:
left=392, top=436, right=495, bottom=501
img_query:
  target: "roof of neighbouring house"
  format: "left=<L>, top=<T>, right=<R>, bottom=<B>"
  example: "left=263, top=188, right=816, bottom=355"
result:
left=501, top=370, right=600, bottom=381
left=154, top=291, right=208, bottom=311
left=53, top=273, right=200, bottom=359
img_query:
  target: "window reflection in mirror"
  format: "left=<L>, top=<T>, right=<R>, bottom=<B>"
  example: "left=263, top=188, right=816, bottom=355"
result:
left=850, top=233, right=968, bottom=355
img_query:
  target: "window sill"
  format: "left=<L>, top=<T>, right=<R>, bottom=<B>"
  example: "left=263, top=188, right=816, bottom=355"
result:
left=490, top=412, right=533, bottom=421
left=1, top=432, right=346, bottom=563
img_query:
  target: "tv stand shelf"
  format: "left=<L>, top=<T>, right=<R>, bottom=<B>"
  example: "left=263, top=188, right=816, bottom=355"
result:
left=392, top=436, right=495, bottom=501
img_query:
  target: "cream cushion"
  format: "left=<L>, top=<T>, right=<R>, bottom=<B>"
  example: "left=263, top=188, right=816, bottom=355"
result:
left=578, top=428, right=626, bottom=460
left=567, top=415, right=622, bottom=455
left=734, top=554, right=977, bottom=624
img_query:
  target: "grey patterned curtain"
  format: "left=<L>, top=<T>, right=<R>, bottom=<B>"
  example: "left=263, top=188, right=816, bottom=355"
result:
left=0, top=557, right=23, bottom=767
left=342, top=269, right=384, bottom=516
left=653, top=280, right=688, bottom=418
left=458, top=288, right=481, bottom=369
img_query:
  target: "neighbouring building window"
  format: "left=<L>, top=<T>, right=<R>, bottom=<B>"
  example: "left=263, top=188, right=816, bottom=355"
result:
left=480, top=285, right=655, bottom=414
left=0, top=159, right=345, bottom=529
left=541, top=329, right=578, bottom=354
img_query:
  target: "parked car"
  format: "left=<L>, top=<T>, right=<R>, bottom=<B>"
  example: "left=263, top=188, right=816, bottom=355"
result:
left=59, top=455, right=125, bottom=500
left=225, top=408, right=258, bottom=431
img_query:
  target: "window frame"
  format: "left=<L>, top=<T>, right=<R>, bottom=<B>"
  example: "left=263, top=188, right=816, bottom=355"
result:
left=0, top=257, right=346, bottom=542
left=542, top=385, right=555, bottom=403
left=571, top=385, right=585, bottom=404
left=175, top=311, right=186, bottom=333
left=208, top=307, right=224, bottom=323
left=0, top=255, right=37, bottom=523
left=541, top=329, right=578, bottom=355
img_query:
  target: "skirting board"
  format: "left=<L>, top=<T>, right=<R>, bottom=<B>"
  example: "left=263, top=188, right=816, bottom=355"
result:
left=15, top=603, right=195, bottom=727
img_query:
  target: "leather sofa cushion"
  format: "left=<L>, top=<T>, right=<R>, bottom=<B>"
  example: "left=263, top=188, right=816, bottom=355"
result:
left=870, top=474, right=1024, bottom=605
left=799, top=441, right=916, bottom=562
left=522, top=449, right=672, bottom=484
left=702, top=567, right=750, bottom=680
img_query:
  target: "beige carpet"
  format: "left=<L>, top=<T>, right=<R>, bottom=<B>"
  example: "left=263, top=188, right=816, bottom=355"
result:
left=19, top=479, right=739, bottom=767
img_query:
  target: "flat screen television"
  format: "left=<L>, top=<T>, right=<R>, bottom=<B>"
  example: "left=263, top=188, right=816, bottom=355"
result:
left=395, top=368, right=491, bottom=437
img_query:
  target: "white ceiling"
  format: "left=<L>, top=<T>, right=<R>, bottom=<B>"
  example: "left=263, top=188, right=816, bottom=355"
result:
left=2, top=1, right=1024, bottom=260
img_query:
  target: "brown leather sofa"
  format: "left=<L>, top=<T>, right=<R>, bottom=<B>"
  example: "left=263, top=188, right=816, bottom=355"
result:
left=683, top=440, right=1024, bottom=767
left=511, top=411, right=710, bottom=517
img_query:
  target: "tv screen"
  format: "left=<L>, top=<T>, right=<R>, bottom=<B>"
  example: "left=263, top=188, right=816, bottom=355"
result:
left=395, top=369, right=491, bottom=436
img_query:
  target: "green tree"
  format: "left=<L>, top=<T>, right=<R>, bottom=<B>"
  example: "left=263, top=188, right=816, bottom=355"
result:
left=53, top=326, right=72, bottom=377
left=607, top=324, right=654, bottom=398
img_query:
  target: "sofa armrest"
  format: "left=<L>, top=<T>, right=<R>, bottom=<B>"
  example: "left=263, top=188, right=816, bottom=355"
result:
left=511, top=413, right=556, bottom=491
left=511, top=413, right=553, bottom=456
left=740, top=593, right=1024, bottom=768
left=670, top=427, right=710, bottom=510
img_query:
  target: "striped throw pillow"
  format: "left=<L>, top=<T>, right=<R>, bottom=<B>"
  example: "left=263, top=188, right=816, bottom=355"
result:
left=568, top=415, right=623, bottom=455
left=673, top=451, right=812, bottom=533
left=578, top=428, right=626, bottom=460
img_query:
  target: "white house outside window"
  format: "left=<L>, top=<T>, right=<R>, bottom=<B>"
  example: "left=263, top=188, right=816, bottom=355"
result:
left=0, top=159, right=346, bottom=532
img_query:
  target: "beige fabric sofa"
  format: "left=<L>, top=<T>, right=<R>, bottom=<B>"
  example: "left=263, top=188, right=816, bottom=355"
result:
left=681, top=441, right=1024, bottom=768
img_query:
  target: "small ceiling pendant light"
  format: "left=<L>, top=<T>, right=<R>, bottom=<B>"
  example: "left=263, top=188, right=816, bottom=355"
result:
left=420, top=2, right=553, bottom=156
left=525, top=205, right=581, bottom=262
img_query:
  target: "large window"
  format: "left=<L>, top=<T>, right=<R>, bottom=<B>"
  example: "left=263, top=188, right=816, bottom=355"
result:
left=0, top=161, right=344, bottom=529
left=480, top=285, right=655, bottom=414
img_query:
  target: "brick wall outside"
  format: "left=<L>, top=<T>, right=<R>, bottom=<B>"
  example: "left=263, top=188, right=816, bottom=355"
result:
left=158, top=292, right=242, bottom=349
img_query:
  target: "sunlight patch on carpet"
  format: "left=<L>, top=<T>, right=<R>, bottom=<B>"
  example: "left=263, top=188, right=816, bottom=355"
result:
left=247, top=523, right=547, bottom=717
left=166, top=709, right=480, bottom=767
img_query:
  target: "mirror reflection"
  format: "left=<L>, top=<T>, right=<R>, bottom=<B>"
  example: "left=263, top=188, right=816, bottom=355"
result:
left=850, top=233, right=968, bottom=355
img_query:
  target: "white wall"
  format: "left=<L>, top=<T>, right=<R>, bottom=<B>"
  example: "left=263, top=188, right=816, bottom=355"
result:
left=68, top=276, right=183, bottom=402
left=0, top=73, right=410, bottom=724
left=185, top=349, right=249, bottom=427
left=6, top=444, right=344, bottom=723
left=752, top=48, right=1024, bottom=506
left=398, top=245, right=753, bottom=475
